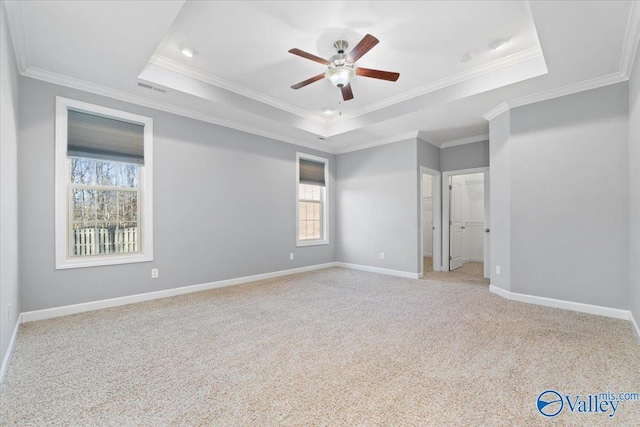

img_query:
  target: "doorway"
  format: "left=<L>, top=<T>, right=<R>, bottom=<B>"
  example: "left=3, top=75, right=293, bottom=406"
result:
left=420, top=167, right=441, bottom=277
left=442, top=167, right=490, bottom=279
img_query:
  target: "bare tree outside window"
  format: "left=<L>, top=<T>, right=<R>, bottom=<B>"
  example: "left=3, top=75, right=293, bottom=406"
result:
left=70, top=158, right=140, bottom=256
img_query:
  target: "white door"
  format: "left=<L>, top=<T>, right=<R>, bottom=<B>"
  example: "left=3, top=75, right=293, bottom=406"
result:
left=450, top=181, right=463, bottom=270
left=483, top=172, right=490, bottom=279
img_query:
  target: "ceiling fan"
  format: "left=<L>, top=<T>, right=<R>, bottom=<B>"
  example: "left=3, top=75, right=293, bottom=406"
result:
left=288, top=34, right=400, bottom=101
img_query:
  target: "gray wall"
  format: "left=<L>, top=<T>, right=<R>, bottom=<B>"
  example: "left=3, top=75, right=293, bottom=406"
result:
left=0, top=5, right=21, bottom=371
left=509, top=83, right=629, bottom=309
left=440, top=140, right=490, bottom=172
left=489, top=113, right=511, bottom=291
left=630, top=44, right=640, bottom=325
left=336, top=139, right=419, bottom=273
left=416, top=138, right=441, bottom=272
left=417, top=138, right=440, bottom=172
left=18, top=78, right=336, bottom=312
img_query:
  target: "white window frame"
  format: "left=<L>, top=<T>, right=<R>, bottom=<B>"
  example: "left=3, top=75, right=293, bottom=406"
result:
left=55, top=96, right=153, bottom=269
left=296, top=152, right=329, bottom=247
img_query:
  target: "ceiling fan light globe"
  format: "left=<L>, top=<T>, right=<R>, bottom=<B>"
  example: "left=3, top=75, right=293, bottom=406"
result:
left=326, top=66, right=355, bottom=88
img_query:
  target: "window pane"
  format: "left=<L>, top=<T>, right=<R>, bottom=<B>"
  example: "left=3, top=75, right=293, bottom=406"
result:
left=71, top=223, right=96, bottom=256
left=114, top=223, right=138, bottom=254
left=299, top=202, right=307, bottom=220
left=117, top=163, right=138, bottom=188
left=96, top=191, right=117, bottom=223
left=71, top=222, right=139, bottom=256
left=298, top=181, right=324, bottom=241
left=304, top=222, right=312, bottom=240
left=72, top=189, right=96, bottom=221
left=118, top=191, right=138, bottom=223
left=96, top=161, right=118, bottom=186
left=71, top=158, right=96, bottom=185
left=95, top=226, right=113, bottom=255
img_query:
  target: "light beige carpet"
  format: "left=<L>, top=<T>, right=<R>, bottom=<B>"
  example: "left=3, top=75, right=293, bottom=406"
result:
left=1, top=268, right=639, bottom=426
left=423, top=256, right=489, bottom=285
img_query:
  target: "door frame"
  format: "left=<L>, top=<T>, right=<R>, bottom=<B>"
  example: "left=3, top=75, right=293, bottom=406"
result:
left=419, top=166, right=442, bottom=276
left=442, top=167, right=490, bottom=272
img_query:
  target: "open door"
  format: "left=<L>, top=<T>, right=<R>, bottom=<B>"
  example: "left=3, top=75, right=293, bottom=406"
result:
left=449, top=179, right=463, bottom=270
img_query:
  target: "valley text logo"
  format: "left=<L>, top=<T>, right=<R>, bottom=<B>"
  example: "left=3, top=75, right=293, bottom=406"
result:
left=537, top=390, right=640, bottom=418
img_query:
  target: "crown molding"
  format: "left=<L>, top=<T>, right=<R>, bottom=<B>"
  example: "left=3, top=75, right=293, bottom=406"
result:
left=508, top=72, right=627, bottom=109
left=620, top=0, right=640, bottom=77
left=333, top=131, right=418, bottom=154
left=21, top=66, right=336, bottom=155
left=417, top=130, right=441, bottom=147
left=3, top=1, right=29, bottom=73
left=149, top=54, right=327, bottom=125
left=440, top=134, right=490, bottom=148
left=482, top=102, right=510, bottom=121
left=328, top=46, right=544, bottom=125
left=152, top=46, right=543, bottom=131
left=483, top=72, right=627, bottom=121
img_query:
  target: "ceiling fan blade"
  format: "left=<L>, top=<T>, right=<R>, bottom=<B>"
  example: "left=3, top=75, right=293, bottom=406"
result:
left=291, top=73, right=325, bottom=90
left=347, top=34, right=379, bottom=63
left=356, top=67, right=400, bottom=82
left=288, top=48, right=330, bottom=65
left=341, top=84, right=354, bottom=101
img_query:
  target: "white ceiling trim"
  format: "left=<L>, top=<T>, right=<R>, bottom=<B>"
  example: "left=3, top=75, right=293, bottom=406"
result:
left=2, top=1, right=28, bottom=73
left=482, top=102, right=510, bottom=121
left=440, top=134, right=490, bottom=148
left=416, top=131, right=441, bottom=148
left=483, top=71, right=627, bottom=121
left=148, top=54, right=326, bottom=125
left=328, top=46, right=544, bottom=124
left=21, top=66, right=337, bottom=155
left=620, top=0, right=640, bottom=77
left=333, top=131, right=418, bottom=154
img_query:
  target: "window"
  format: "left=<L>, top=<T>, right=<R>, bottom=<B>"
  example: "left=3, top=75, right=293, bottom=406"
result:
left=296, top=153, right=328, bottom=246
left=55, top=97, right=153, bottom=269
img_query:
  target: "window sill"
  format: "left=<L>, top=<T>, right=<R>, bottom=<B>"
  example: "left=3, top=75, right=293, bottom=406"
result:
left=56, top=253, right=153, bottom=269
left=296, top=240, right=330, bottom=247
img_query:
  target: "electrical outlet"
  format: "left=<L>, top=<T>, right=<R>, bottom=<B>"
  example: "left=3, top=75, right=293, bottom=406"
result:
left=290, top=253, right=294, bottom=260
left=151, top=268, right=159, bottom=279
left=380, top=252, right=385, bottom=260
left=496, top=266, right=501, bottom=275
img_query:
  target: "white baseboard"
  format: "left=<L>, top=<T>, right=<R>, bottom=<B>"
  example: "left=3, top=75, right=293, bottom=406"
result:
left=489, top=285, right=631, bottom=320
left=1, top=315, right=21, bottom=383
left=334, top=262, right=420, bottom=279
left=464, top=258, right=484, bottom=263
left=21, top=263, right=338, bottom=323
left=631, top=312, right=640, bottom=343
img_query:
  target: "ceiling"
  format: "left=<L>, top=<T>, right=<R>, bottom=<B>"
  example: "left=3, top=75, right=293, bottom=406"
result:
left=4, top=1, right=639, bottom=154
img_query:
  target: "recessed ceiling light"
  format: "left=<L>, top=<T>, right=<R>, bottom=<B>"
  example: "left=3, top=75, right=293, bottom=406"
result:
left=489, top=38, right=510, bottom=51
left=181, top=48, right=195, bottom=58
left=323, top=109, right=333, bottom=115
left=460, top=52, right=474, bottom=63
